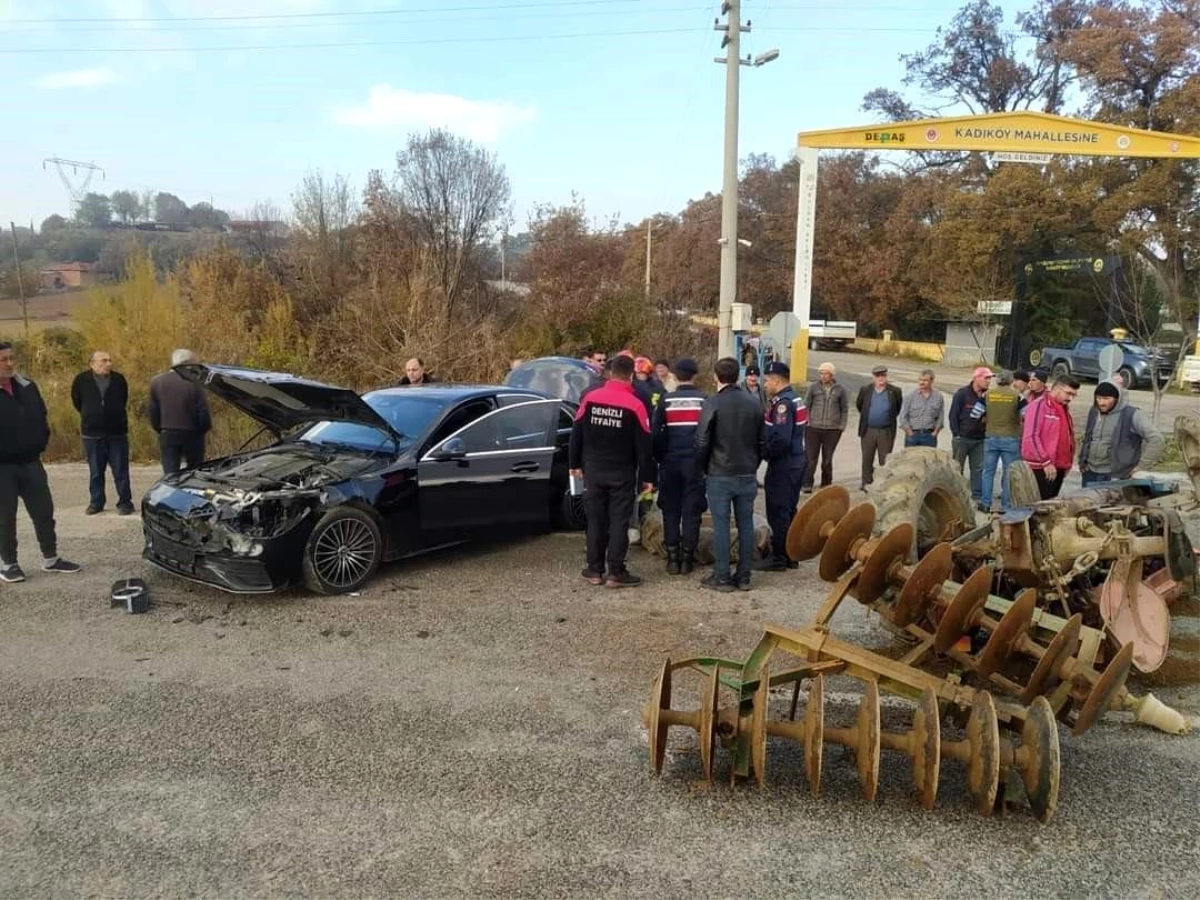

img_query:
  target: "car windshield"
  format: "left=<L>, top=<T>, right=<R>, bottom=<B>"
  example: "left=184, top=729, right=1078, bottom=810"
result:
left=1117, top=342, right=1150, bottom=356
left=291, top=392, right=451, bottom=453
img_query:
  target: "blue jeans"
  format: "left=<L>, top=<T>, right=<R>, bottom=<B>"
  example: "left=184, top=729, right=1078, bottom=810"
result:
left=83, top=436, right=132, bottom=510
left=904, top=431, right=937, bottom=448
left=706, top=474, right=757, bottom=581
left=981, top=436, right=1020, bottom=510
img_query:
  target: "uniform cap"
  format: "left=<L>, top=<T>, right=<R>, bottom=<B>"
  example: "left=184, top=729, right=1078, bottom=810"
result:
left=744, top=364, right=760, bottom=376
left=673, top=357, right=699, bottom=379
left=764, top=361, right=790, bottom=377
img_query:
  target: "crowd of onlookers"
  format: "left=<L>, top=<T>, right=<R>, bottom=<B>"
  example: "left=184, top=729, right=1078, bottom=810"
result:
left=0, top=337, right=1165, bottom=589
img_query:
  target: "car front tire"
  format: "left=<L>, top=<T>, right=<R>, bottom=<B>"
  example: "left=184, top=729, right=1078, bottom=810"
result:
left=301, top=506, right=383, bottom=595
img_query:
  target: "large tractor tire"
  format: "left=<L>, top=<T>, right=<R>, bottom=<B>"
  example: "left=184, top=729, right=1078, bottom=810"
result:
left=1007, top=460, right=1041, bottom=508
left=867, top=448, right=976, bottom=560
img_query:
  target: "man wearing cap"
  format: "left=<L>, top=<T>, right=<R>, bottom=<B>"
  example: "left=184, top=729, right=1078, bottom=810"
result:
left=1026, top=369, right=1048, bottom=403
left=898, top=369, right=943, bottom=448
left=802, top=362, right=849, bottom=493
left=854, top=365, right=903, bottom=490
left=1078, top=381, right=1163, bottom=486
left=949, top=367, right=994, bottom=502
left=652, top=358, right=707, bottom=575
left=741, top=364, right=767, bottom=411
left=981, top=371, right=1023, bottom=512
left=756, top=361, right=807, bottom=571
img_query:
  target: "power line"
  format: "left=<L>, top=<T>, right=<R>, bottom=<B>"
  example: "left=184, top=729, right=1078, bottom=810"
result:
left=5, top=0, right=640, bottom=25
left=0, top=26, right=713, bottom=53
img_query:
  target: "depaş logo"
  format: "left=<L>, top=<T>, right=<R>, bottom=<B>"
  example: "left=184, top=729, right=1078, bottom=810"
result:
left=864, top=131, right=906, bottom=144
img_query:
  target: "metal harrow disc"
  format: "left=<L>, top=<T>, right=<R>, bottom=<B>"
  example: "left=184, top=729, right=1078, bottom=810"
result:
left=804, top=675, right=825, bottom=797
left=1073, top=642, right=1135, bottom=736
left=856, top=524, right=914, bottom=606
left=818, top=503, right=877, bottom=582
left=977, top=588, right=1037, bottom=680
left=931, top=566, right=992, bottom=651
left=1019, top=696, right=1061, bottom=824
left=786, top=485, right=851, bottom=561
left=646, top=659, right=672, bottom=775
left=962, top=691, right=1001, bottom=816
left=698, top=665, right=719, bottom=781
left=856, top=681, right=882, bottom=803
left=750, top=671, right=770, bottom=786
left=893, top=543, right=952, bottom=628
left=1020, top=614, right=1083, bottom=704
left=911, top=688, right=942, bottom=811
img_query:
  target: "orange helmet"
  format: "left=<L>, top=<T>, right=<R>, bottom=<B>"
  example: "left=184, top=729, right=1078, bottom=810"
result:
left=634, top=356, right=654, bottom=375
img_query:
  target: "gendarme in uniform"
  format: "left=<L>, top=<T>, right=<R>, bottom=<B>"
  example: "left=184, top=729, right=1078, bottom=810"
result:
left=757, top=361, right=807, bottom=570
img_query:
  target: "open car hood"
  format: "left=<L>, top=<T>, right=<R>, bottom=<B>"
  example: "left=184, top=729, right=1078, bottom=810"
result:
left=176, top=363, right=395, bottom=437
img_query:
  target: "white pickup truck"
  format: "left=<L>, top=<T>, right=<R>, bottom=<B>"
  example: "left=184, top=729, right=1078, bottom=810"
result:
left=808, top=320, right=858, bottom=350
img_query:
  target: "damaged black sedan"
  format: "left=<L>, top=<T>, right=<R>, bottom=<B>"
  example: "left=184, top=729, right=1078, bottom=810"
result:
left=142, top=364, right=583, bottom=595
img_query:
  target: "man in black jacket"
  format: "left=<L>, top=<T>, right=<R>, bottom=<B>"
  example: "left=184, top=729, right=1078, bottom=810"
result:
left=949, top=366, right=994, bottom=502
left=651, top=358, right=706, bottom=575
left=149, top=349, right=213, bottom=475
left=694, top=357, right=765, bottom=593
left=569, top=354, right=655, bottom=588
left=0, top=341, right=81, bottom=583
left=854, top=365, right=904, bottom=490
left=71, top=349, right=133, bottom=515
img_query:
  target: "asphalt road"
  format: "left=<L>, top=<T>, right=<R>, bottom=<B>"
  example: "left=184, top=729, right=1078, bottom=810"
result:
left=1, top=465, right=1198, bottom=899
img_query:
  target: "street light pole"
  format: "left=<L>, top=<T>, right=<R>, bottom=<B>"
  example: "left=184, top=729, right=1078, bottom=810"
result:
left=714, top=3, right=777, bottom=360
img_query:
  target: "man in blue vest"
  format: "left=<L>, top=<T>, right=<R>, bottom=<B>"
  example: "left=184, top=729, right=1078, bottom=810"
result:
left=756, top=361, right=807, bottom=571
left=652, top=358, right=707, bottom=575
left=1078, top=381, right=1164, bottom=485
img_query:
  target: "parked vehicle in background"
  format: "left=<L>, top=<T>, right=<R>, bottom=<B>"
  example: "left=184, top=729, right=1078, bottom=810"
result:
left=1181, top=354, right=1200, bottom=393
left=1031, top=337, right=1174, bottom=388
left=808, top=320, right=858, bottom=350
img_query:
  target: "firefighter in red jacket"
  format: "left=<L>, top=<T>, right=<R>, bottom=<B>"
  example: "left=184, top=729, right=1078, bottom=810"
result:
left=569, top=355, right=655, bottom=588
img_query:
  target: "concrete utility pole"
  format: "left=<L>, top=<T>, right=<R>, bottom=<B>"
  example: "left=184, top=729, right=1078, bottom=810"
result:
left=644, top=220, right=653, bottom=298
left=714, top=2, right=778, bottom=360
left=8, top=222, right=29, bottom=340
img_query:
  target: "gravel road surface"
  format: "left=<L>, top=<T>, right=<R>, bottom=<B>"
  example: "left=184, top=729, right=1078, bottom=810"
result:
left=1, top=465, right=1197, bottom=899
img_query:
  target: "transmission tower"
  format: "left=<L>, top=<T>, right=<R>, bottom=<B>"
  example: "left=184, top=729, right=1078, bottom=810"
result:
left=42, top=157, right=106, bottom=213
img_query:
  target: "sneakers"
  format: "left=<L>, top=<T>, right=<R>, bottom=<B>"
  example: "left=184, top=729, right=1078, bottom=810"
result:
left=0, top=564, right=26, bottom=583
left=42, top=558, right=81, bottom=574
left=85, top=505, right=102, bottom=515
left=605, top=570, right=643, bottom=589
left=735, top=573, right=752, bottom=592
left=581, top=567, right=605, bottom=586
left=117, top=503, right=136, bottom=516
left=700, top=574, right=735, bottom=593
left=752, top=556, right=789, bottom=572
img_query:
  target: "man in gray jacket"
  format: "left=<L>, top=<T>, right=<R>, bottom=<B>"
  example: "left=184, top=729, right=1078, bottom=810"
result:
left=802, top=361, right=849, bottom=493
left=1078, top=381, right=1163, bottom=485
left=148, top=349, right=212, bottom=475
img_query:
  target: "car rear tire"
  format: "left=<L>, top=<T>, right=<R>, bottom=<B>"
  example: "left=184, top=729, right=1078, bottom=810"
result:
left=301, top=506, right=382, bottom=595
left=1050, top=361, right=1070, bottom=381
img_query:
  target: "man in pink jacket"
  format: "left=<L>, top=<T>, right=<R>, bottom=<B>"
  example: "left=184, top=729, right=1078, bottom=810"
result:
left=1020, top=375, right=1080, bottom=499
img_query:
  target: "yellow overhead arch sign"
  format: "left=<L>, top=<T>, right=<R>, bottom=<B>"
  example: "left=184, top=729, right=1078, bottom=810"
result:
left=796, top=110, right=1200, bottom=159
left=787, top=110, right=1200, bottom=381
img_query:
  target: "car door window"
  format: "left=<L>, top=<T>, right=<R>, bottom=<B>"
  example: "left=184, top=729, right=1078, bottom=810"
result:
left=427, top=399, right=494, bottom=450
left=495, top=401, right=557, bottom=451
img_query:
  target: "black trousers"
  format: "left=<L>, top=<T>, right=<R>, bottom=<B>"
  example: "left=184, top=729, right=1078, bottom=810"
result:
left=765, top=464, right=804, bottom=559
left=584, top=474, right=637, bottom=575
left=1034, top=468, right=1066, bottom=500
left=0, top=461, right=57, bottom=564
left=657, top=458, right=706, bottom=548
left=159, top=430, right=206, bottom=475
left=803, top=427, right=842, bottom=489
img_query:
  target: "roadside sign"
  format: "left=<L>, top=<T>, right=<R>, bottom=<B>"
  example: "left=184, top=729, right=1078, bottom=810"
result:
left=977, top=300, right=1013, bottom=315
left=990, top=151, right=1054, bottom=165
left=1098, top=344, right=1124, bottom=380
left=769, top=311, right=802, bottom=350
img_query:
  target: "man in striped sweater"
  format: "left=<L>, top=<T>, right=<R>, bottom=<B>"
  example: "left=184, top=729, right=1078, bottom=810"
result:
left=651, top=358, right=707, bottom=575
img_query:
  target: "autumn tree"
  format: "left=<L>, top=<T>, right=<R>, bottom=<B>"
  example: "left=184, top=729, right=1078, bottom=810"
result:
left=110, top=189, right=145, bottom=224
left=153, top=192, right=188, bottom=225
left=74, top=192, right=112, bottom=229
left=392, top=128, right=511, bottom=315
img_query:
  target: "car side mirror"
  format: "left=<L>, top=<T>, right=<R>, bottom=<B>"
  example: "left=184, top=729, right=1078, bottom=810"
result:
left=431, top=437, right=467, bottom=461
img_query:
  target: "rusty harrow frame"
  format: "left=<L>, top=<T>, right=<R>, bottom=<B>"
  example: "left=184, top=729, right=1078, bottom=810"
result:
left=642, top=485, right=1176, bottom=823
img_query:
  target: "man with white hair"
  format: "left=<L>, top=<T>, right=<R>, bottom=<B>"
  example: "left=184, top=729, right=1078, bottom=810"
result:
left=148, top=349, right=212, bottom=475
left=801, top=361, right=849, bottom=493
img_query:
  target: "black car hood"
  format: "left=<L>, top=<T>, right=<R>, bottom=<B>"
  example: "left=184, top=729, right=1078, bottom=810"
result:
left=176, top=363, right=395, bottom=436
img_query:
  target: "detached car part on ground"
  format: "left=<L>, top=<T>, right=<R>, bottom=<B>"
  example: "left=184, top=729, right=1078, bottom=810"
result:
left=642, top=418, right=1199, bottom=822
left=142, top=362, right=595, bottom=595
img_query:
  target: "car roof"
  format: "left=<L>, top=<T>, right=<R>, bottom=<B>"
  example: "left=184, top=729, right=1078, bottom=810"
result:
left=365, top=384, right=554, bottom=402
